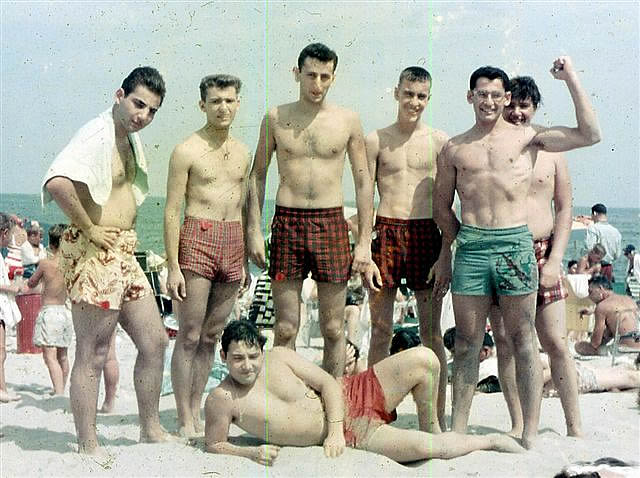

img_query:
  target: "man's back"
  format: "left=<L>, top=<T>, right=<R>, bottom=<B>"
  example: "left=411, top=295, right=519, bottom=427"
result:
left=586, top=221, right=622, bottom=264
left=373, top=124, right=448, bottom=219
left=35, top=257, right=67, bottom=306
left=270, top=102, right=356, bottom=209
left=600, top=294, right=639, bottom=337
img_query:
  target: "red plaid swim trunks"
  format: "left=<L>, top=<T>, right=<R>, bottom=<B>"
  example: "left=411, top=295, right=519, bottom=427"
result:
left=59, top=226, right=152, bottom=310
left=342, top=367, right=396, bottom=450
left=371, top=216, right=442, bottom=290
left=535, top=236, right=568, bottom=307
left=178, top=217, right=244, bottom=283
left=269, top=206, right=351, bottom=283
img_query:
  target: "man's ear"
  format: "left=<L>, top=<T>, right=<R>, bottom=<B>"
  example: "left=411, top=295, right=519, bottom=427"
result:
left=504, top=91, right=512, bottom=106
left=115, top=87, right=125, bottom=104
left=220, top=349, right=227, bottom=362
left=293, top=66, right=300, bottom=82
left=466, top=90, right=474, bottom=104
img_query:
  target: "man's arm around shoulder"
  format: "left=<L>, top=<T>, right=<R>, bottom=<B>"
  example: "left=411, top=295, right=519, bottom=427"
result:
left=204, top=384, right=281, bottom=466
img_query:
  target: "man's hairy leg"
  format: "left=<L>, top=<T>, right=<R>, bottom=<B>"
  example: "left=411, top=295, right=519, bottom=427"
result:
left=374, top=346, right=441, bottom=433
left=499, top=293, right=543, bottom=449
left=272, top=279, right=304, bottom=348
left=367, top=287, right=396, bottom=366
left=120, top=294, right=169, bottom=442
left=99, top=331, right=119, bottom=413
left=451, top=295, right=491, bottom=433
left=416, top=288, right=447, bottom=430
left=366, top=425, right=523, bottom=462
left=70, top=303, right=119, bottom=455
left=488, top=306, right=523, bottom=437
left=42, top=346, right=66, bottom=395
left=190, top=281, right=240, bottom=434
left=536, top=300, right=583, bottom=437
left=171, top=271, right=212, bottom=437
left=317, top=282, right=347, bottom=377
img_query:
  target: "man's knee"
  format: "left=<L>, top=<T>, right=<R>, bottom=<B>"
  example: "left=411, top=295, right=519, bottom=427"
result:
left=406, top=346, right=439, bottom=373
left=320, top=317, right=344, bottom=342
left=275, top=319, right=299, bottom=342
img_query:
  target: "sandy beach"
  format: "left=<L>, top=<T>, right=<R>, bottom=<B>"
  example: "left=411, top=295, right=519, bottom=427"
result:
left=1, top=326, right=638, bottom=478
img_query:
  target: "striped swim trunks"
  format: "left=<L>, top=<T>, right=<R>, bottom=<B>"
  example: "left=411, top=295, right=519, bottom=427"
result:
left=269, top=206, right=352, bottom=283
left=178, top=217, right=244, bottom=283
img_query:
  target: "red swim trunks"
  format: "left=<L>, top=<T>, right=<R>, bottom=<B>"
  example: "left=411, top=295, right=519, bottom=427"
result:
left=372, top=216, right=442, bottom=290
left=178, top=217, right=244, bottom=283
left=535, top=236, right=568, bottom=307
left=269, top=206, right=351, bottom=283
left=342, top=367, right=396, bottom=450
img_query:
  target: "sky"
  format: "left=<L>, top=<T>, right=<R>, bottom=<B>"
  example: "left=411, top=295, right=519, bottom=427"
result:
left=1, top=1, right=638, bottom=209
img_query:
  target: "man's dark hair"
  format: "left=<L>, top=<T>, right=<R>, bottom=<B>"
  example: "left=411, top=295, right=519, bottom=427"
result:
left=121, top=66, right=166, bottom=106
left=443, top=327, right=493, bottom=351
left=469, top=66, right=510, bottom=91
left=48, top=224, right=67, bottom=250
left=199, top=74, right=242, bottom=101
left=0, top=212, right=10, bottom=232
left=591, top=203, right=607, bottom=215
left=589, top=275, right=613, bottom=290
left=568, top=260, right=578, bottom=269
left=390, top=329, right=421, bottom=355
left=398, top=66, right=432, bottom=86
left=347, top=339, right=360, bottom=360
left=298, top=43, right=338, bottom=72
left=221, top=320, right=267, bottom=354
left=509, top=76, right=542, bottom=108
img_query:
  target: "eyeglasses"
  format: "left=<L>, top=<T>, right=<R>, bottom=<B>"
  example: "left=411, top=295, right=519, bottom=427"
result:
left=473, top=89, right=506, bottom=101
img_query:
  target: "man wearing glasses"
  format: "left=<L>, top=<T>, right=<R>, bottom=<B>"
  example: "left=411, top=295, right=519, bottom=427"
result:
left=433, top=57, right=600, bottom=449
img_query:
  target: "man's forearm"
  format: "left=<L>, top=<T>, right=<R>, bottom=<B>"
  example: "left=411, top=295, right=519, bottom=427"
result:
left=435, top=208, right=460, bottom=246
left=354, top=180, right=374, bottom=249
left=565, top=73, right=601, bottom=145
left=46, top=178, right=94, bottom=232
left=207, top=441, right=262, bottom=460
left=163, top=213, right=180, bottom=269
left=246, top=172, right=266, bottom=232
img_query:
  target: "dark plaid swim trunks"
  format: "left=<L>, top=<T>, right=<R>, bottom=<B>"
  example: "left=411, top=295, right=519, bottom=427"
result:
left=534, top=236, right=568, bottom=307
left=371, top=216, right=442, bottom=291
left=268, top=206, right=352, bottom=283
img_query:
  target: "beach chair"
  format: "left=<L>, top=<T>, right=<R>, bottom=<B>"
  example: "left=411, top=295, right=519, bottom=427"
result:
left=626, top=276, right=640, bottom=301
left=248, top=273, right=276, bottom=329
left=610, top=307, right=640, bottom=366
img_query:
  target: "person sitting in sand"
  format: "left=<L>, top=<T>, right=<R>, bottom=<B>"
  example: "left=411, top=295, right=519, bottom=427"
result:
left=576, top=243, right=606, bottom=278
left=0, top=212, right=23, bottom=403
left=204, top=320, right=523, bottom=466
left=21, top=221, right=47, bottom=279
left=27, top=224, right=73, bottom=396
left=575, top=276, right=640, bottom=356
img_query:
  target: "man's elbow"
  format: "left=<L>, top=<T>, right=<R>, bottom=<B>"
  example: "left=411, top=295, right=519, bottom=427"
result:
left=45, top=176, right=70, bottom=197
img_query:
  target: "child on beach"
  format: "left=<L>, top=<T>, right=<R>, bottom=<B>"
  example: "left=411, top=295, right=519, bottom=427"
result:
left=27, top=224, right=73, bottom=396
left=0, top=212, right=23, bottom=402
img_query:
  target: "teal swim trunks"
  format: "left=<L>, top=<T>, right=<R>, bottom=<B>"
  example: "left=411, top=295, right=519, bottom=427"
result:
left=452, top=224, right=538, bottom=296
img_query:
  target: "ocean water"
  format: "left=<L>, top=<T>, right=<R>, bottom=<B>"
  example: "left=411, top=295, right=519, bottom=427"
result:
left=2, top=194, right=638, bottom=281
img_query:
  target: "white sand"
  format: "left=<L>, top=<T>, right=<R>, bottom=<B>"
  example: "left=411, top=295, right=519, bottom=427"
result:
left=1, top=328, right=638, bottom=478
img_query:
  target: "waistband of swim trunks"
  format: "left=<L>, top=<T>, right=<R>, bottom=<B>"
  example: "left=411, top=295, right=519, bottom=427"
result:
left=459, top=223, right=530, bottom=237
left=375, top=215, right=435, bottom=227
left=183, top=216, right=242, bottom=226
left=274, top=205, right=344, bottom=219
left=69, top=224, right=138, bottom=247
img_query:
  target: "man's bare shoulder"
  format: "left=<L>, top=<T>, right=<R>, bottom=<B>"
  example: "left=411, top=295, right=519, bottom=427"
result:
left=208, top=378, right=235, bottom=403
left=171, top=132, right=206, bottom=161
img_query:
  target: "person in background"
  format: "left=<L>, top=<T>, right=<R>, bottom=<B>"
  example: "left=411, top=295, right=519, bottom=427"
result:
left=21, top=221, right=47, bottom=278
left=576, top=243, right=606, bottom=278
left=584, top=203, right=622, bottom=282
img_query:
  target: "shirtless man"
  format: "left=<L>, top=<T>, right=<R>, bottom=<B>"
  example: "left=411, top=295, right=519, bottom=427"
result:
left=43, top=67, right=171, bottom=457
left=164, top=74, right=250, bottom=438
left=576, top=243, right=606, bottom=278
left=246, top=43, right=378, bottom=376
left=365, top=66, right=448, bottom=427
left=27, top=224, right=73, bottom=396
left=575, top=276, right=640, bottom=355
left=487, top=76, right=583, bottom=438
left=433, top=57, right=600, bottom=448
left=205, top=320, right=523, bottom=465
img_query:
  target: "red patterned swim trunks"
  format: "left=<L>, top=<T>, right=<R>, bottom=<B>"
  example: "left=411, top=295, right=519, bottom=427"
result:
left=342, top=367, right=396, bottom=450
left=269, top=206, right=352, bottom=284
left=178, top=217, right=244, bottom=283
left=371, top=216, right=442, bottom=290
left=59, top=226, right=152, bottom=310
left=535, top=236, right=569, bottom=307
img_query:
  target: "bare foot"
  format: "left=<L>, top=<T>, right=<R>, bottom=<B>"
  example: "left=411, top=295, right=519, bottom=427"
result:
left=0, top=390, right=21, bottom=402
left=177, top=424, right=203, bottom=439
left=489, top=434, right=525, bottom=453
left=78, top=443, right=114, bottom=468
left=566, top=427, right=584, bottom=438
left=141, top=427, right=186, bottom=443
left=98, top=401, right=115, bottom=414
left=520, top=432, right=537, bottom=450
left=506, top=426, right=523, bottom=439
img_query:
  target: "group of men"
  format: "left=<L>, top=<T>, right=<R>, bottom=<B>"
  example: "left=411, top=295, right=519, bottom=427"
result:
left=42, top=42, right=601, bottom=463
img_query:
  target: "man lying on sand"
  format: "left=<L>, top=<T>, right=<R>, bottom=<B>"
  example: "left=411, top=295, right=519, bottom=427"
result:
left=204, top=320, right=523, bottom=466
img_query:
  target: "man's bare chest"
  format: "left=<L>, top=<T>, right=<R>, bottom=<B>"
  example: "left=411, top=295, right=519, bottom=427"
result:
left=275, top=120, right=349, bottom=159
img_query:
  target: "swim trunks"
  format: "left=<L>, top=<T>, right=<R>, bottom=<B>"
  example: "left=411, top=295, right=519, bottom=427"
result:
left=534, top=236, right=569, bottom=307
left=269, top=206, right=351, bottom=283
left=178, top=217, right=244, bottom=283
left=452, top=224, right=538, bottom=296
left=372, top=216, right=442, bottom=291
left=342, top=367, right=396, bottom=450
left=575, top=362, right=601, bottom=393
left=33, top=304, right=73, bottom=348
left=59, top=226, right=152, bottom=310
